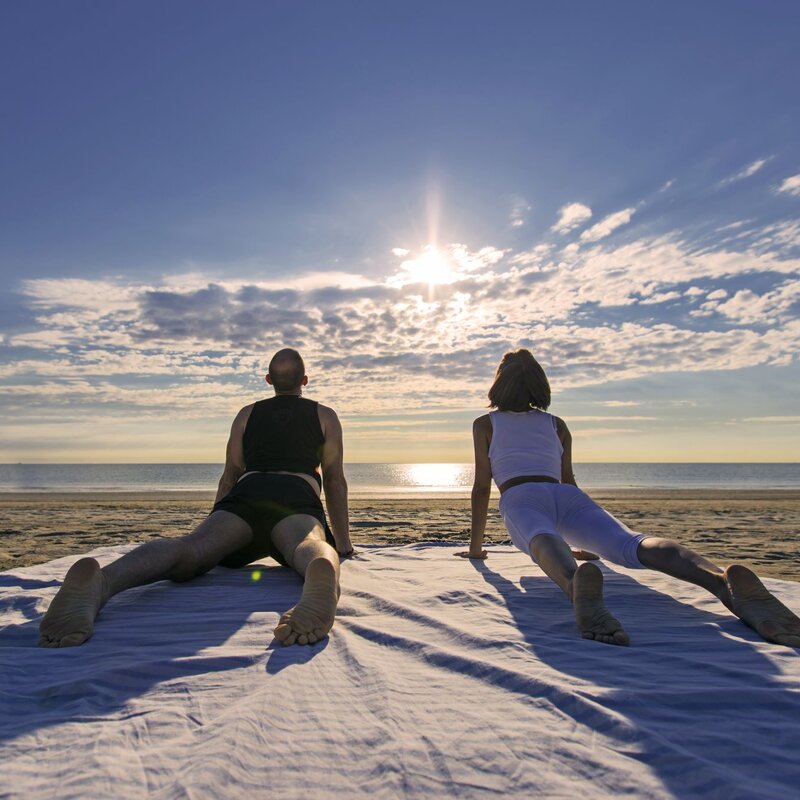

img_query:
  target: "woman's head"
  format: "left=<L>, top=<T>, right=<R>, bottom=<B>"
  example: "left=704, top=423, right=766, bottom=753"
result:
left=488, top=349, right=551, bottom=412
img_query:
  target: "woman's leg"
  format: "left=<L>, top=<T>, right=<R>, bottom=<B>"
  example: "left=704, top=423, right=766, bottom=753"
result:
left=529, top=533, right=629, bottom=646
left=502, top=485, right=629, bottom=646
left=559, top=487, right=800, bottom=647
left=637, top=538, right=800, bottom=647
left=528, top=532, right=576, bottom=597
left=635, top=537, right=728, bottom=603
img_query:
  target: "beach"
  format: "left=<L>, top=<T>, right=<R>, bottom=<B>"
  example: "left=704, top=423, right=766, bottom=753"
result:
left=2, top=489, right=799, bottom=580
left=4, top=540, right=800, bottom=797
left=4, top=492, right=800, bottom=798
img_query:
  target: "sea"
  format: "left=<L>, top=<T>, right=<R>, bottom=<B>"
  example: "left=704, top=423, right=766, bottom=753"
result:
left=0, top=463, right=798, bottom=495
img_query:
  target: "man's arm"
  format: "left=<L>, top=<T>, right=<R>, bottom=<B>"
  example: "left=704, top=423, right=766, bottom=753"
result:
left=457, top=415, right=492, bottom=559
left=318, top=405, right=353, bottom=556
left=214, top=406, right=251, bottom=504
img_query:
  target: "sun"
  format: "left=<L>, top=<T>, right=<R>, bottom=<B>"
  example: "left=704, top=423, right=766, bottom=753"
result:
left=399, top=245, right=459, bottom=286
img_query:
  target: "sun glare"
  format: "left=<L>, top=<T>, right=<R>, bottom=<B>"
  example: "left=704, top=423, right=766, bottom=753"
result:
left=400, top=245, right=458, bottom=286
left=407, top=463, right=469, bottom=490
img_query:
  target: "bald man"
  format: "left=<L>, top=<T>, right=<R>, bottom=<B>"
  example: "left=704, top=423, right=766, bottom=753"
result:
left=39, top=348, right=352, bottom=648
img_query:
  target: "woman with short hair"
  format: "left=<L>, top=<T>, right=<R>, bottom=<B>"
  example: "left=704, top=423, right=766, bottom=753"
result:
left=458, top=349, right=800, bottom=647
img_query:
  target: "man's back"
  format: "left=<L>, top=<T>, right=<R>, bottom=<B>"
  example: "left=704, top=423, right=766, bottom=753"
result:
left=243, top=395, right=324, bottom=484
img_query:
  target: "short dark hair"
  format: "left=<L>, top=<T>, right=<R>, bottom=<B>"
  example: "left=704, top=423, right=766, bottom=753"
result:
left=488, top=349, right=551, bottom=412
left=268, top=348, right=305, bottom=392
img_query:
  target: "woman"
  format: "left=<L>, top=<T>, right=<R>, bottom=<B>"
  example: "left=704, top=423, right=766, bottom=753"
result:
left=458, top=349, right=800, bottom=647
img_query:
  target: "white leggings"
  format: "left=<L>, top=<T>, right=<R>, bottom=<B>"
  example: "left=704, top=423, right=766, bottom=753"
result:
left=499, top=482, right=651, bottom=569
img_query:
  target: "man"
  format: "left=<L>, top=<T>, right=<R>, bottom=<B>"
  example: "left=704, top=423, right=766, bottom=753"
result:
left=39, top=348, right=352, bottom=648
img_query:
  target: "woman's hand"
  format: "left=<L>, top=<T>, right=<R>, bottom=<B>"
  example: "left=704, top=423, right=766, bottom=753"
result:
left=455, top=549, right=488, bottom=560
left=571, top=549, right=599, bottom=561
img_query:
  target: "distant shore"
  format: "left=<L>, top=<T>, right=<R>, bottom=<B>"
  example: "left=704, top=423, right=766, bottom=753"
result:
left=2, top=489, right=799, bottom=581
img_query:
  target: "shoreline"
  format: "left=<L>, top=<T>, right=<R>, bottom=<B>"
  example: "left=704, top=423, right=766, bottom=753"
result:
left=2, top=488, right=799, bottom=501
left=2, top=489, right=799, bottom=581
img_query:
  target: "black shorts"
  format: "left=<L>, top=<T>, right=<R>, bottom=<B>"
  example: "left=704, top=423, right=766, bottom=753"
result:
left=212, top=473, right=334, bottom=568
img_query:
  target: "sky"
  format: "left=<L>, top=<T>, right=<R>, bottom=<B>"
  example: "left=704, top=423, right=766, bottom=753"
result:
left=1, top=1, right=799, bottom=464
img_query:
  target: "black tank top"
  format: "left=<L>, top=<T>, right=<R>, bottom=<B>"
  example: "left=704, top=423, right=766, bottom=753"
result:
left=243, top=396, right=324, bottom=486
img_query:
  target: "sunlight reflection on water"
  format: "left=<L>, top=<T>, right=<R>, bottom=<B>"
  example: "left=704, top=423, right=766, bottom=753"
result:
left=0, top=462, right=798, bottom=494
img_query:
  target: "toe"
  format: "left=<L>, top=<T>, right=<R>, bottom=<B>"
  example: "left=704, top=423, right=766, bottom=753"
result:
left=282, top=630, right=298, bottom=646
left=297, top=633, right=309, bottom=645
left=306, top=632, right=318, bottom=644
left=274, top=622, right=292, bottom=642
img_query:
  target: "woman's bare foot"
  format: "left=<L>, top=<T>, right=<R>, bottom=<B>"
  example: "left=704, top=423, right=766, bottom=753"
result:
left=38, top=558, right=109, bottom=648
left=572, top=562, right=629, bottom=646
left=725, top=564, right=800, bottom=647
left=274, top=558, right=339, bottom=646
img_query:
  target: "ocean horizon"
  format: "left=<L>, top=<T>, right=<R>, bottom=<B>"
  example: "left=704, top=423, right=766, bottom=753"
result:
left=1, top=462, right=799, bottom=494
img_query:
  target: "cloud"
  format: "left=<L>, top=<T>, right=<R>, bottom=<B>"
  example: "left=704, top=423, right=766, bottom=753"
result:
left=719, top=158, right=771, bottom=185
left=640, top=291, right=681, bottom=305
left=510, top=244, right=553, bottom=268
left=777, top=174, right=800, bottom=197
left=387, top=243, right=506, bottom=288
left=3, top=201, right=800, bottom=432
left=510, top=198, right=532, bottom=228
left=551, top=202, right=592, bottom=234
left=740, top=416, right=800, bottom=423
left=579, top=208, right=636, bottom=242
left=564, top=415, right=657, bottom=421
left=712, top=281, right=800, bottom=326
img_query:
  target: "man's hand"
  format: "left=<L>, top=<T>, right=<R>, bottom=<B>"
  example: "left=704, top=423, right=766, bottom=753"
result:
left=455, top=549, right=488, bottom=560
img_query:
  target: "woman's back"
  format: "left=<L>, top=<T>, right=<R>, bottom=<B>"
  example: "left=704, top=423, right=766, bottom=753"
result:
left=488, top=409, right=563, bottom=486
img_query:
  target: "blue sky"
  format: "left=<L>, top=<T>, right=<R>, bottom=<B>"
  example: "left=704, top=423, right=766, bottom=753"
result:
left=1, top=1, right=798, bottom=462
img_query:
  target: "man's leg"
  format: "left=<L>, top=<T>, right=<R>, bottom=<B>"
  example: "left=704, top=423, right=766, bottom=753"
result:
left=637, top=537, right=800, bottom=647
left=270, top=514, right=340, bottom=646
left=530, top=533, right=629, bottom=646
left=38, top=511, right=253, bottom=648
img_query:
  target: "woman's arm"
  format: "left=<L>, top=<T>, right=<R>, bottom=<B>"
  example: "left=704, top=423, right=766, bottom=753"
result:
left=457, top=415, right=492, bottom=559
left=555, top=416, right=598, bottom=560
left=555, top=416, right=577, bottom=487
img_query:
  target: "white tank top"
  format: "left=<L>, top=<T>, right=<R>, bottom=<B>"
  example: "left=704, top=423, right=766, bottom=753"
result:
left=488, top=410, right=563, bottom=486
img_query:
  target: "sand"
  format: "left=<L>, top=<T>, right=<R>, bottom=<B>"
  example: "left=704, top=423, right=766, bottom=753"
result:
left=1, top=489, right=798, bottom=580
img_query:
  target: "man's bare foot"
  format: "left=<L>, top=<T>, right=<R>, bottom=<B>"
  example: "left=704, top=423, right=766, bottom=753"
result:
left=38, top=558, right=109, bottom=648
left=572, top=562, right=629, bottom=646
left=725, top=564, right=800, bottom=647
left=274, top=558, right=339, bottom=646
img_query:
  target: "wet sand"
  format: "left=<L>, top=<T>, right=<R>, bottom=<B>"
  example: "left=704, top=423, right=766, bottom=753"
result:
left=1, top=489, right=799, bottom=580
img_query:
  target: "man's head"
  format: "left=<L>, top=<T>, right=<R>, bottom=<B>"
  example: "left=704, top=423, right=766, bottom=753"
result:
left=267, top=348, right=308, bottom=394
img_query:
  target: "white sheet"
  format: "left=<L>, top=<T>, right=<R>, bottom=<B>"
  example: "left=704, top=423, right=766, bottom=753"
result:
left=2, top=543, right=799, bottom=799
